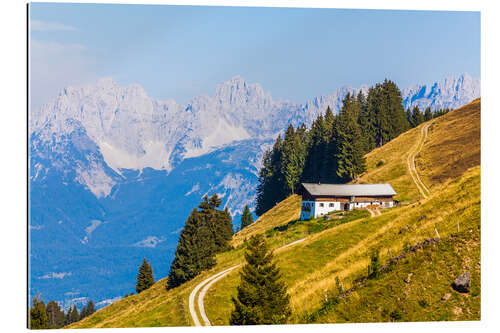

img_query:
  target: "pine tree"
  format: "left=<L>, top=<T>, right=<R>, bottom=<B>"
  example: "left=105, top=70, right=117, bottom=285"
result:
left=406, top=107, right=413, bottom=127
left=255, top=135, right=286, bottom=216
left=335, top=93, right=367, bottom=182
left=80, top=304, right=87, bottom=321
left=167, top=208, right=216, bottom=289
left=69, top=304, right=79, bottom=323
left=382, top=79, right=409, bottom=138
left=424, top=106, right=433, bottom=121
left=230, top=234, right=291, bottom=325
left=213, top=207, right=234, bottom=251
left=281, top=124, right=305, bottom=194
left=86, top=300, right=96, bottom=317
left=199, top=194, right=233, bottom=252
left=240, top=205, right=253, bottom=230
left=30, top=295, right=48, bottom=329
left=136, top=258, right=155, bottom=293
left=411, top=105, right=424, bottom=127
left=46, top=300, right=65, bottom=328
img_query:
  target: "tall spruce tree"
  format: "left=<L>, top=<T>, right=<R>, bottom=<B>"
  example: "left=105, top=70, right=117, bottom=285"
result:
left=136, top=258, right=155, bottom=293
left=200, top=194, right=233, bottom=252
left=46, top=300, right=65, bottom=328
left=80, top=304, right=87, bottom=321
left=281, top=124, right=305, bottom=194
left=255, top=136, right=286, bottom=216
left=230, top=234, right=291, bottom=325
left=240, top=205, right=253, bottom=230
left=213, top=207, right=234, bottom=251
left=406, top=107, right=413, bottom=127
left=167, top=208, right=216, bottom=289
left=335, top=93, right=367, bottom=182
left=86, top=300, right=96, bottom=317
left=69, top=304, right=79, bottom=324
left=411, top=105, right=424, bottom=127
left=30, top=295, right=48, bottom=329
left=382, top=79, right=409, bottom=138
left=424, top=106, right=433, bottom=121
left=301, top=115, right=325, bottom=183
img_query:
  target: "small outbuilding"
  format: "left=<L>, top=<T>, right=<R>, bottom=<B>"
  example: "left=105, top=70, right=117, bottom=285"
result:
left=298, top=183, right=397, bottom=220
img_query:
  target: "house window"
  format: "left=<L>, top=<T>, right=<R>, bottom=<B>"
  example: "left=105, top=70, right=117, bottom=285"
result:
left=319, top=203, right=324, bottom=207
left=329, top=203, right=334, bottom=207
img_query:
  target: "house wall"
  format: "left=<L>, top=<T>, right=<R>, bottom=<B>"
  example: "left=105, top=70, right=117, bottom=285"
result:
left=300, top=200, right=315, bottom=220
left=314, top=201, right=342, bottom=218
left=301, top=199, right=394, bottom=220
left=301, top=200, right=343, bottom=220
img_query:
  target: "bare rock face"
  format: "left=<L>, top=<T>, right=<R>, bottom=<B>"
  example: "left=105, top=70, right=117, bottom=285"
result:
left=452, top=272, right=471, bottom=293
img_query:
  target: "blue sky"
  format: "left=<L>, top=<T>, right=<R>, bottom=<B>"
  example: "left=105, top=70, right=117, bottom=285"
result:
left=29, top=3, right=480, bottom=109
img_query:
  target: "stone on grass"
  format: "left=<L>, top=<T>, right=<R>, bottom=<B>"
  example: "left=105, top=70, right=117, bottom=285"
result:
left=451, top=272, right=470, bottom=293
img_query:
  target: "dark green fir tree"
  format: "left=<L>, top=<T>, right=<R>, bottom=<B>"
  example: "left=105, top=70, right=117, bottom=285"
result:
left=79, top=304, right=87, bottom=321
left=136, top=258, right=155, bottom=293
left=167, top=208, right=216, bottom=289
left=335, top=93, right=367, bottom=182
left=230, top=234, right=291, bottom=325
left=240, top=205, right=254, bottom=230
left=69, top=304, right=79, bottom=324
left=29, top=295, right=48, bottom=329
left=86, top=300, right=96, bottom=316
left=424, top=106, right=433, bottom=121
left=46, top=300, right=65, bottom=328
left=411, top=105, right=425, bottom=127
left=281, top=124, right=305, bottom=194
left=406, top=107, right=413, bottom=127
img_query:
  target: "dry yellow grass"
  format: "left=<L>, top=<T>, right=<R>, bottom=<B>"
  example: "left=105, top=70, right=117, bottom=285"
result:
left=231, top=194, right=301, bottom=247
left=417, top=98, right=480, bottom=187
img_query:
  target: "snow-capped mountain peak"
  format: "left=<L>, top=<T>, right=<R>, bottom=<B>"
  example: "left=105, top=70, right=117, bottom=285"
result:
left=30, top=73, right=480, bottom=197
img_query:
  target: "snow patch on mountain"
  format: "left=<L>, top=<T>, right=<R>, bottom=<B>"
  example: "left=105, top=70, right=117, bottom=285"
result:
left=75, top=161, right=115, bottom=198
left=185, top=183, right=200, bottom=196
left=81, top=219, right=102, bottom=244
left=183, top=118, right=251, bottom=158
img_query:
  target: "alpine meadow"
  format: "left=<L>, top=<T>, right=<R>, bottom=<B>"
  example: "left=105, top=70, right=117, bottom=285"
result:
left=28, top=3, right=480, bottom=329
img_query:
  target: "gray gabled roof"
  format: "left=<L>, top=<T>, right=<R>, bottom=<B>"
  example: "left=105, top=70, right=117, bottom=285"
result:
left=301, top=183, right=396, bottom=197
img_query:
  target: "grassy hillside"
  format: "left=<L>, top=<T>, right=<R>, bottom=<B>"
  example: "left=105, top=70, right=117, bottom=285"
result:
left=70, top=99, right=480, bottom=328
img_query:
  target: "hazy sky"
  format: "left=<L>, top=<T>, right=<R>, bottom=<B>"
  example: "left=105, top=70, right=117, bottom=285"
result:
left=29, top=3, right=480, bottom=109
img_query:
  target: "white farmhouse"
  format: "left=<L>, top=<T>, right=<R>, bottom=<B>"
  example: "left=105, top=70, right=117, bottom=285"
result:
left=299, top=183, right=397, bottom=220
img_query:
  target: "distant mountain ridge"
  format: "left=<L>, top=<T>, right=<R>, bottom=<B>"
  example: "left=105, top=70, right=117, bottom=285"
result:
left=30, top=73, right=479, bottom=184
left=28, top=73, right=480, bottom=308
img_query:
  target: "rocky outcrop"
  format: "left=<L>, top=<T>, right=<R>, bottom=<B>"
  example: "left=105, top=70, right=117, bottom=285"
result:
left=452, top=272, right=471, bottom=293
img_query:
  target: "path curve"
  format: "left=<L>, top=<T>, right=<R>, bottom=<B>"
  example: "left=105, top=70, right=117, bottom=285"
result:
left=190, top=238, right=306, bottom=326
left=198, top=265, right=241, bottom=326
left=407, top=123, right=431, bottom=199
left=188, top=266, right=239, bottom=326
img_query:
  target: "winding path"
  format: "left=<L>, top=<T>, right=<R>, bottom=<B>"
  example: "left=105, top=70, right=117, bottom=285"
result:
left=407, top=123, right=431, bottom=199
left=189, top=238, right=306, bottom=326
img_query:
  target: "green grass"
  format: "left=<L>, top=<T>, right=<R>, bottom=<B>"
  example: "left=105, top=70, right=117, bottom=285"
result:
left=306, top=226, right=480, bottom=323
